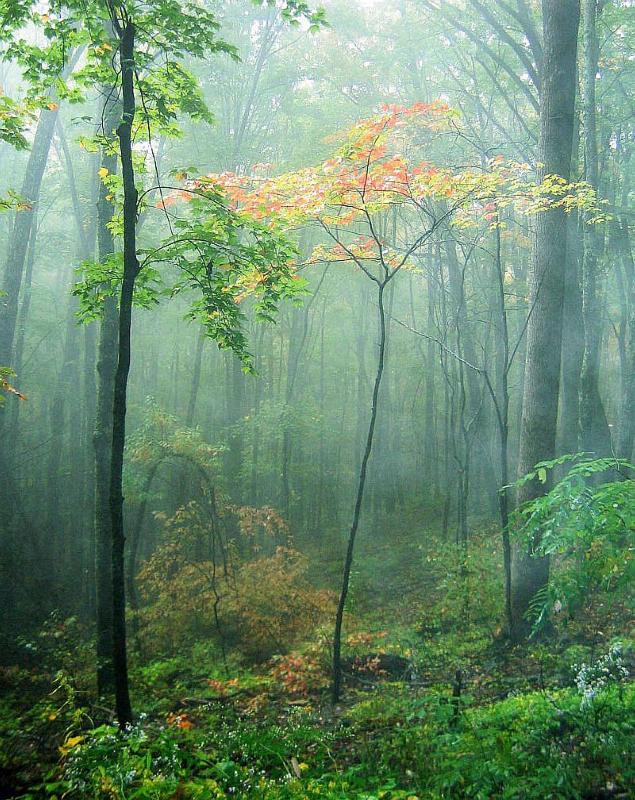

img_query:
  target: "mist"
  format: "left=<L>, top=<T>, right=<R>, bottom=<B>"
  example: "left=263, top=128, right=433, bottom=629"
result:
left=0, top=1, right=633, bottom=798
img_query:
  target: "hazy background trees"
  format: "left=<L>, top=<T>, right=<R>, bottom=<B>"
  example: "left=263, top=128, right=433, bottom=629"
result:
left=0, top=0, right=633, bottom=668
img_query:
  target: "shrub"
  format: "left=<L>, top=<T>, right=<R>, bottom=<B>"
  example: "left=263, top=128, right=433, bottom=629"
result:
left=137, top=511, right=335, bottom=660
left=512, top=455, right=635, bottom=636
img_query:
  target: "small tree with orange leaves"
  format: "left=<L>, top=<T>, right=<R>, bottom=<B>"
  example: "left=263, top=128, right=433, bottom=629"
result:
left=194, top=101, right=480, bottom=701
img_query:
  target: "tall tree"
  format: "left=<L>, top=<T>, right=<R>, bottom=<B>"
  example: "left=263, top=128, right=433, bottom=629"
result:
left=579, top=0, right=613, bottom=457
left=511, top=0, right=581, bottom=639
left=0, top=53, right=80, bottom=370
left=94, top=92, right=120, bottom=699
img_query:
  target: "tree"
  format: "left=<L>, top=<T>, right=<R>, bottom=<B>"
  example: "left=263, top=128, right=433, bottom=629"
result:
left=83, top=0, right=305, bottom=724
left=579, top=0, right=613, bottom=457
left=512, top=0, right=582, bottom=640
left=93, top=89, right=120, bottom=698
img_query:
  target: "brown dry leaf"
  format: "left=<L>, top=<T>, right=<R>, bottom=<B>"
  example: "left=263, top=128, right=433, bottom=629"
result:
left=1, top=378, right=26, bottom=401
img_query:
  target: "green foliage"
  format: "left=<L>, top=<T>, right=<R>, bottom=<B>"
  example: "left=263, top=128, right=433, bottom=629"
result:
left=424, top=531, right=503, bottom=635
left=156, top=191, right=306, bottom=367
left=512, top=456, right=635, bottom=634
left=0, top=93, right=30, bottom=150
left=259, top=0, right=328, bottom=32
left=73, top=253, right=162, bottom=321
left=53, top=704, right=334, bottom=800
left=136, top=62, right=213, bottom=134
left=0, top=188, right=33, bottom=212
left=0, top=1, right=84, bottom=101
left=74, top=175, right=305, bottom=367
left=124, top=401, right=221, bottom=501
left=21, top=680, right=633, bottom=799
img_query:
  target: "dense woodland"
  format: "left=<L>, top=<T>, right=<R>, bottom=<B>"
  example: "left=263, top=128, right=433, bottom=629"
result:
left=0, top=0, right=634, bottom=797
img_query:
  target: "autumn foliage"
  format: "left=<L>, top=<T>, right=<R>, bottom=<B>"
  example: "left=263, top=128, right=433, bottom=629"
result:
left=137, top=501, right=335, bottom=660
left=156, top=101, right=601, bottom=280
left=269, top=652, right=328, bottom=697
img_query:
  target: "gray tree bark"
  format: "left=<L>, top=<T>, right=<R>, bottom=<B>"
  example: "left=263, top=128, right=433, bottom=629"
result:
left=579, top=0, right=613, bottom=457
left=512, top=0, right=581, bottom=640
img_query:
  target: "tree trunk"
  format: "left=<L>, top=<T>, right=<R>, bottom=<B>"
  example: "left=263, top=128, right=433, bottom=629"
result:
left=185, top=332, right=205, bottom=427
left=512, top=0, right=581, bottom=640
left=0, top=51, right=80, bottom=369
left=423, top=271, right=438, bottom=490
left=332, top=281, right=387, bottom=702
left=0, top=106, right=59, bottom=368
left=109, top=20, right=137, bottom=726
left=579, top=0, right=612, bottom=457
left=225, top=355, right=245, bottom=500
left=94, top=94, right=119, bottom=699
left=4, top=216, right=37, bottom=458
left=492, top=220, right=512, bottom=635
left=559, top=213, right=585, bottom=454
left=615, top=218, right=635, bottom=460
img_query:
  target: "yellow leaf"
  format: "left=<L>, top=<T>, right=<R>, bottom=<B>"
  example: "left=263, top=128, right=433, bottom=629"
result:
left=47, top=102, right=59, bottom=112
left=98, top=167, right=109, bottom=179
left=59, top=735, right=84, bottom=756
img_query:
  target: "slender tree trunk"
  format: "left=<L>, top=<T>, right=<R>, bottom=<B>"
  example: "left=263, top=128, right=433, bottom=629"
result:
left=186, top=332, right=205, bottom=427
left=423, top=272, right=438, bottom=491
left=84, top=321, right=98, bottom=615
left=512, top=0, right=581, bottom=640
left=5, top=216, right=37, bottom=457
left=492, top=220, right=512, bottom=635
left=559, top=212, right=585, bottom=454
left=94, top=95, right=119, bottom=699
left=225, top=355, right=245, bottom=500
left=0, top=108, right=59, bottom=368
left=250, top=328, right=265, bottom=505
left=316, top=300, right=327, bottom=532
left=46, top=289, right=81, bottom=593
left=46, top=121, right=96, bottom=612
left=110, top=20, right=137, bottom=726
left=281, top=308, right=304, bottom=519
left=0, top=51, right=80, bottom=369
left=332, top=281, right=387, bottom=703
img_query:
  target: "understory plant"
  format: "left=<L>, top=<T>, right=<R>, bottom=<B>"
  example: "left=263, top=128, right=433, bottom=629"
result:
left=512, top=455, right=635, bottom=635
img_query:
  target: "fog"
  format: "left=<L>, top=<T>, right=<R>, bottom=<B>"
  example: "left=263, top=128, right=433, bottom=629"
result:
left=0, top=1, right=633, bottom=798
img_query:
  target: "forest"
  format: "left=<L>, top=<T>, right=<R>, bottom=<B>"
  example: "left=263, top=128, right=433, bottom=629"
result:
left=0, top=0, right=633, bottom=797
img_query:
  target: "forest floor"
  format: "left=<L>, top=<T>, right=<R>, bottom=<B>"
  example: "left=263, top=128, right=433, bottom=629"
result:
left=1, top=526, right=634, bottom=799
